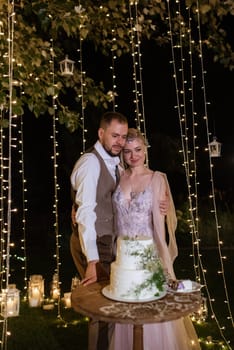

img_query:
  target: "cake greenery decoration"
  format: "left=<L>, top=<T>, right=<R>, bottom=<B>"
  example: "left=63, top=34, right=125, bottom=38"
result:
left=123, top=237, right=166, bottom=298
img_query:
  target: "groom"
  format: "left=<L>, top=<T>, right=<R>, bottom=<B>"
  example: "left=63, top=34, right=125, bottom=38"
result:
left=70, top=111, right=128, bottom=350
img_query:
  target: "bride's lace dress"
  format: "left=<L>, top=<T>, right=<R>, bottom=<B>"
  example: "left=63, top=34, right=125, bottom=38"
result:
left=111, top=183, right=200, bottom=350
left=113, top=184, right=154, bottom=238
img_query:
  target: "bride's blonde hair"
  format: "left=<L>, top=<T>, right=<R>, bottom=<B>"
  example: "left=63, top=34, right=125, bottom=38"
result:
left=125, top=128, right=148, bottom=146
left=120, top=128, right=148, bottom=169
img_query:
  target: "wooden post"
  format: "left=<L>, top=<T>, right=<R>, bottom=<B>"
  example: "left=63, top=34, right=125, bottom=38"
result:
left=133, top=324, right=143, bottom=350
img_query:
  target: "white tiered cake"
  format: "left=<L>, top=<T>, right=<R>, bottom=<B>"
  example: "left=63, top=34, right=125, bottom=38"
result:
left=105, top=236, right=166, bottom=301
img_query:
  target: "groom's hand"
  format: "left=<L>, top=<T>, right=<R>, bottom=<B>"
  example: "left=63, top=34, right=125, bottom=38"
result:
left=81, top=260, right=98, bottom=286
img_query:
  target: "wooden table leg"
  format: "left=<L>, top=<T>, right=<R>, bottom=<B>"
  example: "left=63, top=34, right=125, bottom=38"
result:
left=133, top=324, right=143, bottom=350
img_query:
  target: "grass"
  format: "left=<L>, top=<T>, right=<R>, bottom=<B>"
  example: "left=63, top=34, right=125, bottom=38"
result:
left=7, top=303, right=88, bottom=350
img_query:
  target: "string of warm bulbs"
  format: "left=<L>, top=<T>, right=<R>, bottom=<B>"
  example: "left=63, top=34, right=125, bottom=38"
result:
left=195, top=0, right=233, bottom=332
left=128, top=0, right=148, bottom=166
left=0, top=105, right=7, bottom=349
left=0, top=1, right=16, bottom=348
left=129, top=1, right=145, bottom=131
left=49, top=39, right=62, bottom=321
left=167, top=0, right=202, bottom=290
left=18, top=91, right=28, bottom=297
left=110, top=27, right=118, bottom=112
left=166, top=0, right=233, bottom=348
left=0, top=106, right=6, bottom=293
left=77, top=11, right=87, bottom=155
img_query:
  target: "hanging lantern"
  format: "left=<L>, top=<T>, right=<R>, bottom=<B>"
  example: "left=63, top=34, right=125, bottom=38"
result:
left=28, top=275, right=44, bottom=307
left=208, top=136, right=221, bottom=158
left=50, top=273, right=60, bottom=300
left=0, top=286, right=20, bottom=317
left=59, top=55, right=75, bottom=76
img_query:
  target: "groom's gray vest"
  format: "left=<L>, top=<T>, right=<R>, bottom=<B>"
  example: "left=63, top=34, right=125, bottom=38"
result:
left=71, top=147, right=117, bottom=276
left=91, top=147, right=116, bottom=238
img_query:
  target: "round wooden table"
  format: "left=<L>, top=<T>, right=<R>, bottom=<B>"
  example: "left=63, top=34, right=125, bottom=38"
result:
left=71, top=280, right=202, bottom=350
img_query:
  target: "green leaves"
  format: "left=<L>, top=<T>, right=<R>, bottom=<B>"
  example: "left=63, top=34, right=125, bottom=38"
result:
left=0, top=0, right=232, bottom=130
left=127, top=241, right=166, bottom=297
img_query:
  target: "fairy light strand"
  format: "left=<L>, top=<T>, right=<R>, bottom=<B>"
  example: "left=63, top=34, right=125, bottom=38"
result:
left=167, top=0, right=233, bottom=347
left=77, top=2, right=87, bottom=154
left=49, top=39, right=62, bottom=320
left=133, top=1, right=147, bottom=142
left=177, top=0, right=202, bottom=288
left=18, top=91, right=28, bottom=297
left=110, top=28, right=118, bottom=111
left=78, top=34, right=86, bottom=153
left=195, top=0, right=234, bottom=329
left=187, top=5, right=200, bottom=282
left=128, top=0, right=148, bottom=166
left=0, top=106, right=5, bottom=292
left=0, top=106, right=7, bottom=350
left=166, top=0, right=199, bottom=262
left=6, top=0, right=15, bottom=293
left=0, top=1, right=15, bottom=349
left=129, top=2, right=140, bottom=127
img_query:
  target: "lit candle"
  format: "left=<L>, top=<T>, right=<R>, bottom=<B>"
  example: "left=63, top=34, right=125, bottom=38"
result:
left=7, top=296, right=16, bottom=315
left=63, top=292, right=71, bottom=308
left=28, top=275, right=44, bottom=307
left=29, top=287, right=41, bottom=307
left=51, top=287, right=60, bottom=300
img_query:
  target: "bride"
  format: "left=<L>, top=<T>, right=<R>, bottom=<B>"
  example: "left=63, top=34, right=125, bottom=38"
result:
left=110, top=128, right=201, bottom=350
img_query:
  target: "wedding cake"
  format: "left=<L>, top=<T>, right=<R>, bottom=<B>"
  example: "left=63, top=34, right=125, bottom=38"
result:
left=108, top=236, right=166, bottom=301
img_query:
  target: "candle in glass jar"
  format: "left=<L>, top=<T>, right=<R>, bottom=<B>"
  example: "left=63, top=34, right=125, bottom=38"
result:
left=63, top=292, right=71, bottom=308
left=29, top=287, right=41, bottom=307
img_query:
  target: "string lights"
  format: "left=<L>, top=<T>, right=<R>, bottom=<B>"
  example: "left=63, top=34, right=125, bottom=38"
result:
left=76, top=2, right=87, bottom=154
left=166, top=0, right=233, bottom=348
left=128, top=0, right=148, bottom=166
left=18, top=79, right=28, bottom=298
left=0, top=1, right=18, bottom=348
left=0, top=106, right=6, bottom=294
left=109, top=27, right=118, bottom=111
left=167, top=0, right=201, bottom=289
left=195, top=0, right=233, bottom=335
left=49, top=38, right=62, bottom=321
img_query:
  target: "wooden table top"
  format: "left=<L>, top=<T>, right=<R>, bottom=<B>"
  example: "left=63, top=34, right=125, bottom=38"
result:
left=71, top=280, right=202, bottom=325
